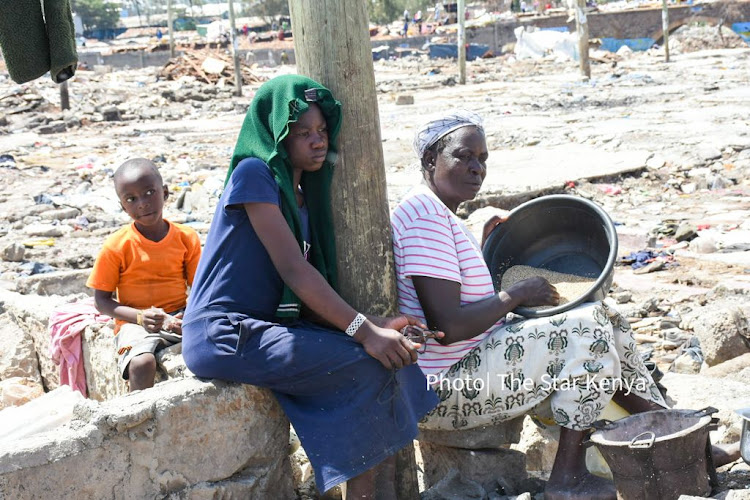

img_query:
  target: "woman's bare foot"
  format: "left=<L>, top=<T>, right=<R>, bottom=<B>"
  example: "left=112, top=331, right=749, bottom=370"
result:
left=546, top=427, right=617, bottom=500
left=544, top=472, right=616, bottom=500
left=713, top=442, right=741, bottom=468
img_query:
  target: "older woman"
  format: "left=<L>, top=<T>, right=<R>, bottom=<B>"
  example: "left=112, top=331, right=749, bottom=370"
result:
left=391, top=110, right=667, bottom=500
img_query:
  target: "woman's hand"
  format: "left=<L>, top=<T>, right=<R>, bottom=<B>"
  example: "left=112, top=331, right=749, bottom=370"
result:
left=481, top=210, right=510, bottom=248
left=506, top=277, right=560, bottom=307
left=367, top=314, right=427, bottom=332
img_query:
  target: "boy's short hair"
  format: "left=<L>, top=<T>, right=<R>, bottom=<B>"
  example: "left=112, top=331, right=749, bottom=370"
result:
left=113, top=158, right=163, bottom=193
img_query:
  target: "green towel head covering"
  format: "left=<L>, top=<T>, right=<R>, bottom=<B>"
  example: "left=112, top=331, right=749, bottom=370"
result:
left=227, top=74, right=342, bottom=319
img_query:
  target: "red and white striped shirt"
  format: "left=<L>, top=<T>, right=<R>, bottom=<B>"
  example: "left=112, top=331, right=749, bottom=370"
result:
left=391, top=184, right=503, bottom=378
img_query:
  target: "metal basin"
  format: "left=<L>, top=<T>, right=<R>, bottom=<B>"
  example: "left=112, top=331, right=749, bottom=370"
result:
left=736, top=408, right=750, bottom=464
left=589, top=408, right=718, bottom=500
left=482, top=194, right=618, bottom=318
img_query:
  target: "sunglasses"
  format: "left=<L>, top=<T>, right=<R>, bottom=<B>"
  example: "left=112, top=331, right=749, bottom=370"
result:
left=401, top=325, right=439, bottom=353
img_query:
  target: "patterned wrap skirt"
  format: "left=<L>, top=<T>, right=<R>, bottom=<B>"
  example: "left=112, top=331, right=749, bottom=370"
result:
left=420, top=301, right=666, bottom=431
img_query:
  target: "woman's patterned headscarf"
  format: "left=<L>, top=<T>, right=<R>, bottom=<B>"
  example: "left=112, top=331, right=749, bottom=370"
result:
left=413, top=109, right=484, bottom=159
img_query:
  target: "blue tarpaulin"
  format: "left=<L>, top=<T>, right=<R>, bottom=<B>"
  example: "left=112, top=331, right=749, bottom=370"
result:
left=599, top=37, right=655, bottom=52
left=732, top=22, right=750, bottom=44
left=372, top=45, right=390, bottom=61
left=427, top=43, right=490, bottom=60
left=83, top=27, right=128, bottom=40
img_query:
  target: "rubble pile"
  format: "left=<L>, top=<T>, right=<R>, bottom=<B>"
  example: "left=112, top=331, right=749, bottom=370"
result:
left=562, top=143, right=750, bottom=377
left=0, top=68, right=259, bottom=136
left=160, top=49, right=266, bottom=86
left=669, top=22, right=748, bottom=53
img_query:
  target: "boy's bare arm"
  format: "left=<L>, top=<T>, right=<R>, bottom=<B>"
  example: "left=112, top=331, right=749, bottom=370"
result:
left=93, top=289, right=166, bottom=332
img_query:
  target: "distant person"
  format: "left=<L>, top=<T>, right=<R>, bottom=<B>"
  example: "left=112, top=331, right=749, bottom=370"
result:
left=414, top=10, right=423, bottom=33
left=434, top=2, right=443, bottom=25
left=242, top=24, right=249, bottom=37
left=156, top=28, right=163, bottom=41
left=87, top=158, right=201, bottom=392
left=280, top=50, right=289, bottom=65
left=271, top=20, right=278, bottom=31
left=403, top=9, right=410, bottom=37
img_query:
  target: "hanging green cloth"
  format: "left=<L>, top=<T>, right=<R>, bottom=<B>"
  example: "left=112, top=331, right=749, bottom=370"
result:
left=0, top=0, right=77, bottom=84
left=227, top=74, right=343, bottom=319
left=44, top=0, right=79, bottom=83
left=0, top=0, right=51, bottom=84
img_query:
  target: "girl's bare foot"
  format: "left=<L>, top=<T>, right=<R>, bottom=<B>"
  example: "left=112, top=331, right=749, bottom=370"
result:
left=713, top=442, right=741, bottom=468
left=544, top=472, right=616, bottom=500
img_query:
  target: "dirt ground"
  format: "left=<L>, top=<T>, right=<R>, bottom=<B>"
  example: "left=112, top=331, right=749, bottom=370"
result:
left=1, top=24, right=750, bottom=497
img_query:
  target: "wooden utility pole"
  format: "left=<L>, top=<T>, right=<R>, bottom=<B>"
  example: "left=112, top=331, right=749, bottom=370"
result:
left=458, top=0, right=467, bottom=84
left=661, top=0, right=670, bottom=62
left=60, top=81, right=70, bottom=111
left=288, top=0, right=398, bottom=325
left=575, top=0, right=591, bottom=79
left=227, top=0, right=242, bottom=96
left=288, top=0, right=416, bottom=497
left=167, top=0, right=175, bottom=58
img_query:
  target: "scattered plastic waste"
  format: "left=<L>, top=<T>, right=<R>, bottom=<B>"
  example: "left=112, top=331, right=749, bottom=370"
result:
left=0, top=154, right=16, bottom=169
left=33, top=194, right=55, bottom=205
left=619, top=250, right=677, bottom=271
left=22, top=238, right=56, bottom=248
left=18, top=262, right=57, bottom=275
left=682, top=336, right=704, bottom=364
left=597, top=184, right=622, bottom=195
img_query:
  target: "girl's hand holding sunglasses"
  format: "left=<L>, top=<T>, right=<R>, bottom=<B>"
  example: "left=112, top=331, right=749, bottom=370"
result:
left=401, top=325, right=442, bottom=353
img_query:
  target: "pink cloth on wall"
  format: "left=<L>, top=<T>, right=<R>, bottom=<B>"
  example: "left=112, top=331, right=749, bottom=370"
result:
left=48, top=297, right=110, bottom=397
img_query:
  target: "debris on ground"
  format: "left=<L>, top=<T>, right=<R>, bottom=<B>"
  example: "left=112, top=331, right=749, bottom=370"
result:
left=159, top=49, right=266, bottom=86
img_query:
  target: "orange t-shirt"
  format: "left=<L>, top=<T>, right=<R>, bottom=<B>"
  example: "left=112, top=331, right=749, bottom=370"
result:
left=86, top=220, right=202, bottom=330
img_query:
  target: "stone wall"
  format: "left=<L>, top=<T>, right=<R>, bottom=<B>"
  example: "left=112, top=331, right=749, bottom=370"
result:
left=0, top=378, right=294, bottom=499
left=0, top=288, right=126, bottom=398
left=0, top=288, right=70, bottom=391
left=0, top=286, right=297, bottom=498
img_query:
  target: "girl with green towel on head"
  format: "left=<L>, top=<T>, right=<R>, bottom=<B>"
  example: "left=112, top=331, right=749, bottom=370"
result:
left=182, top=75, right=438, bottom=498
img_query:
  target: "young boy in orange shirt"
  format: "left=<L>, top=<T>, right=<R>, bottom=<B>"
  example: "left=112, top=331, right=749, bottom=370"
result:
left=87, top=158, right=201, bottom=391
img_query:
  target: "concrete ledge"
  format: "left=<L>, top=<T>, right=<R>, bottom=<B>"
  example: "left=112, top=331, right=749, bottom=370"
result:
left=0, top=377, right=294, bottom=499
left=15, top=269, right=92, bottom=297
left=418, top=418, right=524, bottom=449
left=419, top=443, right=527, bottom=494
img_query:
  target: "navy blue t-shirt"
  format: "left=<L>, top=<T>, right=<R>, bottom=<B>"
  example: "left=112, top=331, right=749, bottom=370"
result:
left=185, top=158, right=308, bottom=320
